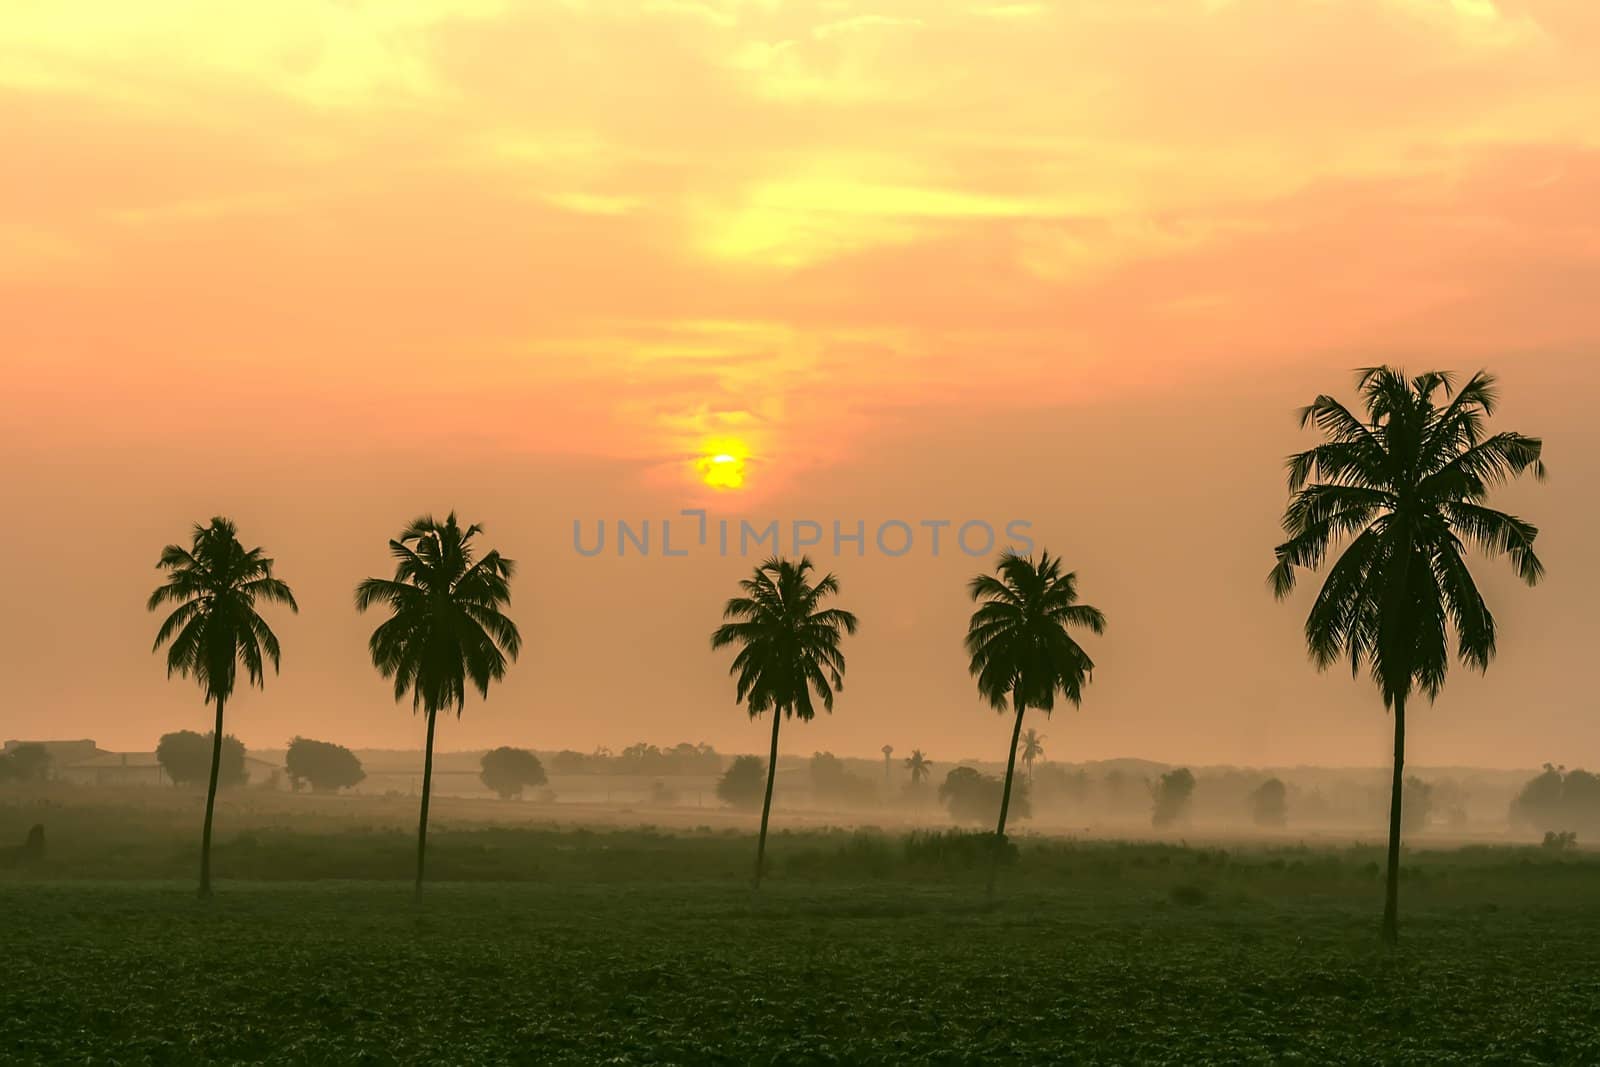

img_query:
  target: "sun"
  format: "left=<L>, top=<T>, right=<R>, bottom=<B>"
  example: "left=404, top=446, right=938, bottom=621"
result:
left=695, top=442, right=749, bottom=490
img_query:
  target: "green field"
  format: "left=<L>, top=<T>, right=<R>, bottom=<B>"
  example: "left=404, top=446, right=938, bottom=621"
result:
left=5, top=795, right=1600, bottom=1063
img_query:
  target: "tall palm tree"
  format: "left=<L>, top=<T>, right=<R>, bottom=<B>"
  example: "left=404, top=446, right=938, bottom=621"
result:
left=904, top=749, right=933, bottom=787
left=148, top=517, right=297, bottom=898
left=966, top=551, right=1105, bottom=896
left=355, top=513, right=520, bottom=898
left=1020, top=729, right=1046, bottom=783
left=1270, top=367, right=1545, bottom=944
left=711, top=556, right=857, bottom=887
left=881, top=744, right=894, bottom=786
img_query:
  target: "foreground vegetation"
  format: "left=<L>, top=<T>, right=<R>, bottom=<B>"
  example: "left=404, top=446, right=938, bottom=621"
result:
left=4, top=799, right=1600, bottom=1063
left=7, top=876, right=1598, bottom=1064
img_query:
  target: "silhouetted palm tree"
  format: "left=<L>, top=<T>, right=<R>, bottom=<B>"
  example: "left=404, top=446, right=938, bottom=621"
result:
left=1271, top=368, right=1545, bottom=944
left=148, top=517, right=297, bottom=898
left=711, top=556, right=857, bottom=887
left=966, top=551, right=1105, bottom=895
left=1020, top=729, right=1046, bottom=783
left=904, top=749, right=933, bottom=787
left=881, top=744, right=894, bottom=786
left=355, top=513, right=520, bottom=899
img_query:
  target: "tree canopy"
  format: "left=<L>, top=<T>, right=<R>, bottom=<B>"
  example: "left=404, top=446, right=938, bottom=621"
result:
left=716, top=755, right=766, bottom=810
left=157, top=731, right=246, bottom=789
left=479, top=747, right=547, bottom=799
left=285, top=737, right=366, bottom=793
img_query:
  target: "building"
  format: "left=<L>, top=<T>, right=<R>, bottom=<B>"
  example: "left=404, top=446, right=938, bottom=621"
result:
left=5, top=738, right=287, bottom=789
left=243, top=755, right=286, bottom=789
left=3, top=739, right=100, bottom=772
left=55, top=750, right=168, bottom=787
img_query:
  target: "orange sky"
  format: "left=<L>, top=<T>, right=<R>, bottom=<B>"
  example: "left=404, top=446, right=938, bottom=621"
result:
left=3, top=0, right=1598, bottom=768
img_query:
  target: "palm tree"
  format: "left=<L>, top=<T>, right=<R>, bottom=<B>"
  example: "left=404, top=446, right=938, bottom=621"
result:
left=881, top=744, right=894, bottom=786
left=904, top=749, right=933, bottom=787
left=711, top=556, right=858, bottom=887
left=1270, top=367, right=1545, bottom=944
left=147, top=517, right=297, bottom=898
left=355, top=513, right=521, bottom=898
left=966, top=551, right=1105, bottom=896
left=1020, top=729, right=1046, bottom=783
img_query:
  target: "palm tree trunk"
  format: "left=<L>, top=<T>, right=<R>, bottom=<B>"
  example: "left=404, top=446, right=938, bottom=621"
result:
left=988, top=697, right=1026, bottom=899
left=754, top=710, right=782, bottom=888
left=1381, top=691, right=1407, bottom=945
left=415, top=706, right=438, bottom=901
left=198, top=695, right=226, bottom=899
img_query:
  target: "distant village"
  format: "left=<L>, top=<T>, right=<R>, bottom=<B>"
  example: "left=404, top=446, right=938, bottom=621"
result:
left=2, top=738, right=281, bottom=789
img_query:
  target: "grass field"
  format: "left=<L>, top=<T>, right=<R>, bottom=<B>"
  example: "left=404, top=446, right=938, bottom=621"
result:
left=5, top=793, right=1600, bottom=1063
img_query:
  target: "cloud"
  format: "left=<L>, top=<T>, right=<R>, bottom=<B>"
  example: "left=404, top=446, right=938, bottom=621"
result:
left=4, top=0, right=1599, bottom=492
left=0, top=0, right=507, bottom=108
left=968, top=3, right=1046, bottom=19
left=542, top=192, right=643, bottom=215
left=813, top=14, right=924, bottom=39
left=694, top=167, right=1121, bottom=266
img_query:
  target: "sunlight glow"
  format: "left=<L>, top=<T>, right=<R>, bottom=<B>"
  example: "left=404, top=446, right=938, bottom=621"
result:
left=695, top=441, right=749, bottom=490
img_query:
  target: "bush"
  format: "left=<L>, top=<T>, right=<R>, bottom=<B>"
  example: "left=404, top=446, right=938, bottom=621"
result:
left=479, top=747, right=548, bottom=799
left=285, top=737, right=366, bottom=793
left=157, top=730, right=246, bottom=789
left=1543, top=830, right=1578, bottom=852
left=903, top=829, right=1015, bottom=869
left=716, top=755, right=767, bottom=810
left=938, top=767, right=1029, bottom=825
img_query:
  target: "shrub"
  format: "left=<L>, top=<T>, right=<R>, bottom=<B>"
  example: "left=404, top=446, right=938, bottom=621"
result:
left=904, top=829, right=1015, bottom=869
left=1543, top=830, right=1578, bottom=852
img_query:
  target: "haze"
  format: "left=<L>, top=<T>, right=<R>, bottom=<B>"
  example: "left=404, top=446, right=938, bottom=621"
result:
left=3, top=0, right=1597, bottom=768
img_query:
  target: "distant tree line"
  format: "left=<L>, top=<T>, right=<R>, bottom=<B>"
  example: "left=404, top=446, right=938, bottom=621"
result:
left=549, top=742, right=722, bottom=776
left=809, top=752, right=877, bottom=807
left=1512, top=765, right=1600, bottom=838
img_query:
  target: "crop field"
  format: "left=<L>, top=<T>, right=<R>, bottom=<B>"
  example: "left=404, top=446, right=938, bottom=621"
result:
left=5, top=795, right=1600, bottom=1063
